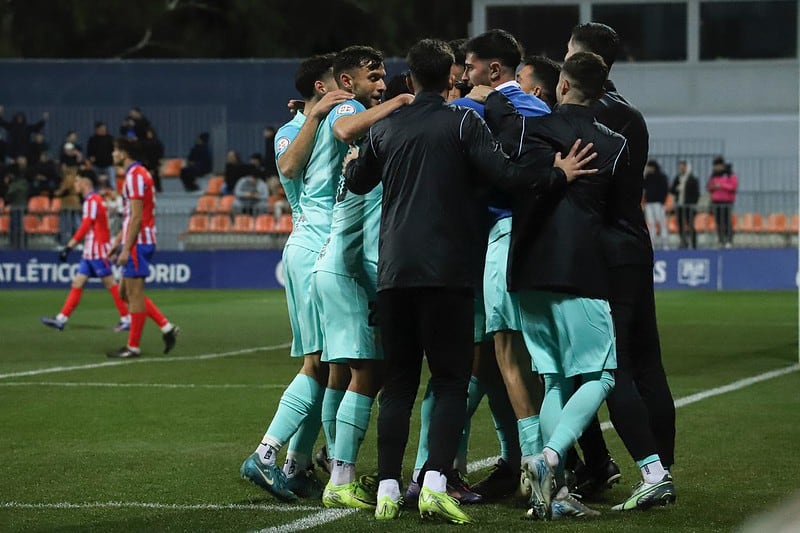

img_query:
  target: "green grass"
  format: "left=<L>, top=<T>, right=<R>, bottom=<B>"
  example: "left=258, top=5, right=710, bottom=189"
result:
left=0, top=289, right=797, bottom=532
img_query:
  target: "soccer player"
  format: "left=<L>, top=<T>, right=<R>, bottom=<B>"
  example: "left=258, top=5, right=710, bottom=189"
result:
left=344, top=38, right=596, bottom=524
left=516, top=55, right=562, bottom=110
left=40, top=174, right=131, bottom=332
left=314, top=46, right=414, bottom=511
left=475, top=51, right=625, bottom=520
left=459, top=29, right=552, bottom=500
left=567, top=22, right=677, bottom=511
left=106, top=137, right=179, bottom=359
left=239, top=54, right=350, bottom=502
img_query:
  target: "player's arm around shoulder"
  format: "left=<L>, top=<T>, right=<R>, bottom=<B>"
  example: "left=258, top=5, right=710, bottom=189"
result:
left=333, top=94, right=413, bottom=145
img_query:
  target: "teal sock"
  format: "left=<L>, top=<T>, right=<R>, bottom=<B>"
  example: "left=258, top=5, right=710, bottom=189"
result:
left=545, top=371, right=615, bottom=458
left=455, top=375, right=486, bottom=470
left=636, top=454, right=661, bottom=469
left=414, top=382, right=434, bottom=471
left=321, top=388, right=346, bottom=455
left=334, top=390, right=374, bottom=464
left=517, top=415, right=543, bottom=457
left=539, top=374, right=572, bottom=450
left=486, top=380, right=521, bottom=466
left=286, top=382, right=324, bottom=458
left=264, top=374, right=323, bottom=447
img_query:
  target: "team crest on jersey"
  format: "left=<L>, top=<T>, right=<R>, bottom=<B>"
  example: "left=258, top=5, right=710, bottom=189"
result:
left=336, top=104, right=356, bottom=115
left=276, top=137, right=290, bottom=153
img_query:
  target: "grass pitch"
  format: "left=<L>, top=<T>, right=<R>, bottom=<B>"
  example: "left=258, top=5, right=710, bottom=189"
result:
left=0, top=289, right=797, bottom=532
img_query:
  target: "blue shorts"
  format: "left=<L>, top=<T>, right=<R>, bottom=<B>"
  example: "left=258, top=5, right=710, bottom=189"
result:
left=77, top=258, right=113, bottom=279
left=483, top=218, right=522, bottom=333
left=123, top=244, right=155, bottom=278
left=283, top=244, right=324, bottom=357
left=312, top=270, right=380, bottom=364
left=518, top=290, right=617, bottom=378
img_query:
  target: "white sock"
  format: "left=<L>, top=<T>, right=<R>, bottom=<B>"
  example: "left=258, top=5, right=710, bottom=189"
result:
left=160, top=322, right=174, bottom=334
left=641, top=460, right=667, bottom=484
left=56, top=313, right=68, bottom=322
left=378, top=479, right=401, bottom=501
left=543, top=448, right=560, bottom=469
left=330, top=460, right=356, bottom=486
left=126, top=345, right=141, bottom=353
left=412, top=468, right=421, bottom=484
left=422, top=470, right=447, bottom=493
left=121, top=315, right=131, bottom=323
left=256, top=442, right=278, bottom=465
left=283, top=451, right=309, bottom=479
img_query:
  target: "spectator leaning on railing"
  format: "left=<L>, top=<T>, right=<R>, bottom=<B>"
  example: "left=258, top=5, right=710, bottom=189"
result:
left=87, top=122, right=115, bottom=182
left=707, top=156, right=738, bottom=248
left=670, top=160, right=699, bottom=249
left=0, top=105, right=48, bottom=160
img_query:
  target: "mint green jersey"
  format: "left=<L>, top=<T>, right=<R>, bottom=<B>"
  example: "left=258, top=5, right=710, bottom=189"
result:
left=275, top=112, right=306, bottom=222
left=291, top=99, right=365, bottom=253
left=361, top=183, right=382, bottom=292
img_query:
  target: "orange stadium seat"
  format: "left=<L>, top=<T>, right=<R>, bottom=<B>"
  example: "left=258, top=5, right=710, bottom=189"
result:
left=49, top=198, right=62, bottom=213
left=187, top=214, right=209, bottom=233
left=205, top=176, right=225, bottom=196
left=215, top=195, right=236, bottom=213
left=766, top=213, right=788, bottom=233
left=738, top=213, right=763, bottom=233
left=792, top=214, right=799, bottom=233
left=694, top=213, right=716, bottom=233
left=667, top=215, right=678, bottom=233
left=162, top=159, right=183, bottom=178
left=195, top=195, right=217, bottom=213
left=27, top=196, right=50, bottom=214
left=254, top=214, right=275, bottom=233
left=23, top=215, right=40, bottom=234
left=38, top=215, right=59, bottom=234
left=275, top=214, right=293, bottom=234
left=209, top=214, right=231, bottom=232
left=232, top=214, right=254, bottom=233
left=0, top=214, right=8, bottom=234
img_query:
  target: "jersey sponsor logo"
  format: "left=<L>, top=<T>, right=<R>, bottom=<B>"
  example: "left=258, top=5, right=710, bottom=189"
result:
left=276, top=137, right=290, bottom=153
left=336, top=104, right=356, bottom=115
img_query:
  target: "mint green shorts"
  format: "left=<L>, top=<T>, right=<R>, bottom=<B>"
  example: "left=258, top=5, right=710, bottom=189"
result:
left=283, top=244, right=324, bottom=357
left=483, top=218, right=521, bottom=334
left=312, top=270, right=380, bottom=364
left=518, top=290, right=616, bottom=377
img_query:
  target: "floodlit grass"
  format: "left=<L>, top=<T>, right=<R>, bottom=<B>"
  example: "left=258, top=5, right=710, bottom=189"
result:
left=0, top=289, right=797, bottom=532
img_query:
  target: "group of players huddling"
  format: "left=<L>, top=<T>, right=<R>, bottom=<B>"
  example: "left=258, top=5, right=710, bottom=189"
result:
left=39, top=20, right=677, bottom=526
left=240, top=21, right=677, bottom=526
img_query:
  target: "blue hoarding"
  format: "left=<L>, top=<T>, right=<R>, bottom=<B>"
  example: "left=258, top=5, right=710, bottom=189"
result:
left=0, top=248, right=796, bottom=290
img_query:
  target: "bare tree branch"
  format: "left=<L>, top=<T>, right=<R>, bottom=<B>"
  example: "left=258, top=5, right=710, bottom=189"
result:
left=115, top=27, right=153, bottom=59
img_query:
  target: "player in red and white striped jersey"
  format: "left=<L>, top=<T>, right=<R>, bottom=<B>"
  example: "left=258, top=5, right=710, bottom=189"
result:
left=41, top=174, right=131, bottom=332
left=107, top=137, right=179, bottom=359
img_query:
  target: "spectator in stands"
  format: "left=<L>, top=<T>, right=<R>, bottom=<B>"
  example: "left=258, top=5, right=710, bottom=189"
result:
left=248, top=153, right=266, bottom=181
left=10, top=156, right=35, bottom=192
left=644, top=159, right=670, bottom=249
left=233, top=174, right=269, bottom=215
left=27, top=132, right=48, bottom=165
left=87, top=122, right=115, bottom=181
left=267, top=175, right=289, bottom=220
left=263, top=126, right=277, bottom=178
left=707, top=156, right=738, bottom=248
left=0, top=106, right=48, bottom=159
left=141, top=128, right=164, bottom=193
left=223, top=150, right=249, bottom=194
left=60, top=131, right=84, bottom=167
left=119, top=107, right=151, bottom=140
left=180, top=132, right=212, bottom=192
left=30, top=151, right=60, bottom=198
left=670, top=160, right=699, bottom=249
left=54, top=165, right=82, bottom=244
left=3, top=170, right=29, bottom=248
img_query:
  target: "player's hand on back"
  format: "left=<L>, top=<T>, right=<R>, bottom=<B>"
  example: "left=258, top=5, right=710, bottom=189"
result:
left=555, top=139, right=598, bottom=183
left=310, top=90, right=352, bottom=119
left=391, top=93, right=414, bottom=106
left=287, top=99, right=305, bottom=116
left=466, top=85, right=493, bottom=103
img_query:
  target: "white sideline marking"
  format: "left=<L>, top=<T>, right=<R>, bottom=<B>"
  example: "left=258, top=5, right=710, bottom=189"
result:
left=0, top=343, right=291, bottom=380
left=0, top=381, right=286, bottom=390
left=256, top=509, right=358, bottom=533
left=598, top=363, right=800, bottom=431
left=0, top=501, right=314, bottom=512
